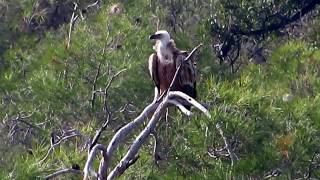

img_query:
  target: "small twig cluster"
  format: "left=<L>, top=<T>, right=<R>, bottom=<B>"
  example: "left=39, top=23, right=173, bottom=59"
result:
left=4, top=111, right=47, bottom=146
left=304, top=152, right=320, bottom=179
left=39, top=129, right=86, bottom=164
left=67, top=1, right=101, bottom=49
left=208, top=122, right=238, bottom=166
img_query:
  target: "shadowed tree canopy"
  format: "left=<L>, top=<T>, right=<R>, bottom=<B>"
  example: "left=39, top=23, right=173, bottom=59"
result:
left=209, top=0, right=320, bottom=71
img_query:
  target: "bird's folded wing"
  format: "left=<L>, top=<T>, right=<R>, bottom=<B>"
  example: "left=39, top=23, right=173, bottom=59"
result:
left=148, top=53, right=160, bottom=90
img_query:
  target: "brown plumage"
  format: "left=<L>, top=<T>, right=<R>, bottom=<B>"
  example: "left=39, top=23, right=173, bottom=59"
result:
left=148, top=30, right=197, bottom=106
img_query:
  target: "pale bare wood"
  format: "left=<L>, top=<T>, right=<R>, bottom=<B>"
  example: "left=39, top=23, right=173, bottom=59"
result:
left=83, top=44, right=209, bottom=180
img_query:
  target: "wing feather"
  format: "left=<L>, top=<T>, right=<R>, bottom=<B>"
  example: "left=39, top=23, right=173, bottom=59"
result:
left=148, top=53, right=160, bottom=92
left=175, top=53, right=197, bottom=99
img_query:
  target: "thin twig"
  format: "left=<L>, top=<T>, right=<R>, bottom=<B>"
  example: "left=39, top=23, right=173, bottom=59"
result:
left=67, top=2, right=78, bottom=49
left=89, top=119, right=109, bottom=151
left=39, top=130, right=82, bottom=164
left=91, top=62, right=102, bottom=109
left=215, top=122, right=238, bottom=166
left=44, top=168, right=82, bottom=179
left=104, top=69, right=127, bottom=114
left=151, top=132, right=162, bottom=165
left=86, top=0, right=100, bottom=9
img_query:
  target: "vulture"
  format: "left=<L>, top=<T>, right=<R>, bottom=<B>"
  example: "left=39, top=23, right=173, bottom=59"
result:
left=148, top=30, right=197, bottom=109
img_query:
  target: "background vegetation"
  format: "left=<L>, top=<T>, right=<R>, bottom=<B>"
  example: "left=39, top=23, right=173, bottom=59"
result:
left=0, top=0, right=320, bottom=179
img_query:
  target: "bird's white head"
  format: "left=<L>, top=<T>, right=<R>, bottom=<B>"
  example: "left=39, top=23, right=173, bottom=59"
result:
left=149, top=30, right=170, bottom=45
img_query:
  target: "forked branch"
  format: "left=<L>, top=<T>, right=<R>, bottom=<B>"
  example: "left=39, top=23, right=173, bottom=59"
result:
left=83, top=44, right=210, bottom=180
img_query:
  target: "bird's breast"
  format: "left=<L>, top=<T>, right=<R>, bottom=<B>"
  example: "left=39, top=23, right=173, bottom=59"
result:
left=158, top=60, right=177, bottom=94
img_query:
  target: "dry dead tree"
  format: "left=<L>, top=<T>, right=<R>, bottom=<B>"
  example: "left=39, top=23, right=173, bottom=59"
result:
left=43, top=66, right=125, bottom=179
left=83, top=44, right=211, bottom=180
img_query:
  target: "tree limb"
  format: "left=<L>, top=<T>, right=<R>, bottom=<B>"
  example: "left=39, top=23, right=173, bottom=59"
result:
left=83, top=44, right=209, bottom=180
left=67, top=2, right=78, bottom=49
left=89, top=68, right=127, bottom=151
left=44, top=168, right=82, bottom=179
left=90, top=62, right=102, bottom=109
left=95, top=102, right=158, bottom=179
left=83, top=144, right=108, bottom=180
left=39, top=130, right=82, bottom=164
left=107, top=96, right=169, bottom=180
left=169, top=91, right=211, bottom=118
left=107, top=91, right=210, bottom=180
left=167, top=99, right=193, bottom=116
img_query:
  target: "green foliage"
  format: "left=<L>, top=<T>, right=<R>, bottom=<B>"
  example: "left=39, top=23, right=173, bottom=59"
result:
left=0, top=0, right=320, bottom=179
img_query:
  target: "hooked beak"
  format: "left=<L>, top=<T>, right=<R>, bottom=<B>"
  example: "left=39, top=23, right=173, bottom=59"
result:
left=149, top=34, right=161, bottom=40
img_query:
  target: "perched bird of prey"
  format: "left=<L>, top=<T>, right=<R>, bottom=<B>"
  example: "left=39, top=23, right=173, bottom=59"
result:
left=148, top=30, right=197, bottom=108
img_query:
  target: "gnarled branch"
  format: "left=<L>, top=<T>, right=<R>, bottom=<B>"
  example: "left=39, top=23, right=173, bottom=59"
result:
left=83, top=44, right=209, bottom=180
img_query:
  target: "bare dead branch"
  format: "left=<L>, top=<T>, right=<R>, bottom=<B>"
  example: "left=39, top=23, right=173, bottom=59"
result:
left=208, top=148, right=230, bottom=158
left=231, top=0, right=320, bottom=36
left=67, top=2, right=78, bottom=49
left=104, top=68, right=127, bottom=114
left=263, top=168, right=282, bottom=179
left=91, top=62, right=102, bottom=109
left=86, top=0, right=100, bottom=9
left=169, top=91, right=211, bottom=118
left=90, top=68, right=127, bottom=150
left=39, top=130, right=82, bottom=164
left=215, top=122, right=238, bottom=166
left=96, top=102, right=159, bottom=179
left=83, top=144, right=108, bottom=179
left=89, top=118, right=109, bottom=152
left=6, top=111, right=47, bottom=146
left=11, top=112, right=42, bottom=131
left=151, top=132, right=162, bottom=165
left=167, top=99, right=193, bottom=116
left=107, top=96, right=169, bottom=180
left=303, top=152, right=320, bottom=179
left=106, top=90, right=210, bottom=179
left=83, top=44, right=209, bottom=180
left=44, top=168, right=82, bottom=179
left=91, top=69, right=127, bottom=147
